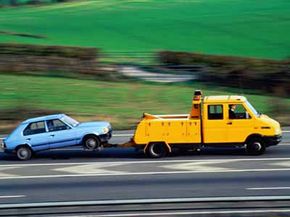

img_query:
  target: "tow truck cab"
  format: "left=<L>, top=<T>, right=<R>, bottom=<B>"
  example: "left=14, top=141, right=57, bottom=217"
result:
left=133, top=90, right=282, bottom=157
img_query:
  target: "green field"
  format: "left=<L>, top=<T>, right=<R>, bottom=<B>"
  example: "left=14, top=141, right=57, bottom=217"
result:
left=1, top=0, right=290, bottom=60
left=0, top=74, right=288, bottom=130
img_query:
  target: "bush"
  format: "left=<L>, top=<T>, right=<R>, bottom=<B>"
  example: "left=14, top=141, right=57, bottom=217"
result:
left=0, top=43, right=98, bottom=60
left=157, top=51, right=290, bottom=97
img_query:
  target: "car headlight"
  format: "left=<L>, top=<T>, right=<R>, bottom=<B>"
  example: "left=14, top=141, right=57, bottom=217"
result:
left=102, top=127, right=109, bottom=134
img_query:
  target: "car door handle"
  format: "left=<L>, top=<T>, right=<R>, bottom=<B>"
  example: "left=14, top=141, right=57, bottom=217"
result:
left=26, top=138, right=31, bottom=141
left=50, top=134, right=55, bottom=137
left=227, top=122, right=233, bottom=125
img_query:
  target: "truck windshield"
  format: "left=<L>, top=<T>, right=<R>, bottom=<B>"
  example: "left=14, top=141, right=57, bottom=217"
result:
left=62, top=115, right=79, bottom=127
left=246, top=101, right=259, bottom=117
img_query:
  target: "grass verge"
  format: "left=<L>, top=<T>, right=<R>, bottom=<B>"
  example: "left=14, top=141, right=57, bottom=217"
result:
left=0, top=74, right=289, bottom=133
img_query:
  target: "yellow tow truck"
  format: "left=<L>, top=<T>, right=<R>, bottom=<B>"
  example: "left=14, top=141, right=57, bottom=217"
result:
left=121, top=90, right=282, bottom=157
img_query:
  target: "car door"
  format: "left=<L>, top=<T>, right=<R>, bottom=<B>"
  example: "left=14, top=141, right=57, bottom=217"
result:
left=23, top=121, right=50, bottom=151
left=46, top=119, right=78, bottom=149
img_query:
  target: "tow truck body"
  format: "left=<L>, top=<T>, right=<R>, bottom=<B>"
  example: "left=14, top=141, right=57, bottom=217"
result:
left=123, top=90, right=282, bottom=157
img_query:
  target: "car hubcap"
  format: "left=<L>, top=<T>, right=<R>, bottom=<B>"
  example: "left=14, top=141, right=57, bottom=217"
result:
left=19, top=149, right=28, bottom=159
left=86, top=139, right=96, bottom=148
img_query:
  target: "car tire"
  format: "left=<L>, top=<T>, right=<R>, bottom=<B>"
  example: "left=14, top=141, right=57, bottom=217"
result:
left=16, top=146, right=32, bottom=161
left=246, top=138, right=266, bottom=155
left=146, top=143, right=168, bottom=158
left=83, top=136, right=100, bottom=151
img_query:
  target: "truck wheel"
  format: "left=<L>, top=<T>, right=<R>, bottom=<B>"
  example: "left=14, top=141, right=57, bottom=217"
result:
left=246, top=138, right=265, bottom=155
left=146, top=143, right=168, bottom=158
left=16, top=146, right=32, bottom=161
left=83, top=135, right=100, bottom=150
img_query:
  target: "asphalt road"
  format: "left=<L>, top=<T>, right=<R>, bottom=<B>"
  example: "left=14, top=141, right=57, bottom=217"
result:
left=0, top=130, right=289, bottom=216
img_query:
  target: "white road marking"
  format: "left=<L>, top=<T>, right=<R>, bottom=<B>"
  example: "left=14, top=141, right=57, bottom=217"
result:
left=271, top=160, right=290, bottom=168
left=247, top=187, right=290, bottom=190
left=1, top=195, right=290, bottom=208
left=161, top=161, right=228, bottom=172
left=53, top=162, right=126, bottom=175
left=83, top=209, right=290, bottom=217
left=2, top=157, right=290, bottom=167
left=1, top=168, right=290, bottom=180
left=0, top=166, right=20, bottom=178
left=0, top=195, right=25, bottom=199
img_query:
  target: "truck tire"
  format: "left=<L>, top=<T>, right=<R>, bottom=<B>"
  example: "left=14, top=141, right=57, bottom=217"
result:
left=146, top=143, right=168, bottom=158
left=16, top=145, right=32, bottom=161
left=246, top=138, right=266, bottom=155
left=83, top=135, right=100, bottom=150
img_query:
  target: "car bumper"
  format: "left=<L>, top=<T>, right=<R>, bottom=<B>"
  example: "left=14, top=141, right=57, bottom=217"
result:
left=0, top=140, right=14, bottom=154
left=264, top=135, right=282, bottom=146
left=0, top=140, right=5, bottom=153
left=99, top=130, right=112, bottom=143
left=0, top=143, right=8, bottom=153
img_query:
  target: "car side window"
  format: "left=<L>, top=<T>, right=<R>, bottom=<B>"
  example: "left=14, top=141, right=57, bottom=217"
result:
left=47, top=119, right=70, bottom=132
left=208, top=105, right=223, bottom=120
left=23, top=121, right=46, bottom=136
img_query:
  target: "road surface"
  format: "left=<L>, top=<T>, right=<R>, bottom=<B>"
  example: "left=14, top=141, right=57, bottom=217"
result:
left=0, top=130, right=289, bottom=216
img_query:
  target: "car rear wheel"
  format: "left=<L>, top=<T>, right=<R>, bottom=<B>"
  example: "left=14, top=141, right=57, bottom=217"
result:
left=16, top=146, right=32, bottom=161
left=83, top=136, right=100, bottom=151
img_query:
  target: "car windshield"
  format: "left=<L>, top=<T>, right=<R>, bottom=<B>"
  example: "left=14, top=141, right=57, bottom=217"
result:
left=246, top=101, right=259, bottom=117
left=62, top=115, right=79, bottom=127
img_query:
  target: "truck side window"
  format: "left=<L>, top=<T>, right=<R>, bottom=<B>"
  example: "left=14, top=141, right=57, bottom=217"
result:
left=208, top=105, right=223, bottom=120
left=229, top=104, right=251, bottom=119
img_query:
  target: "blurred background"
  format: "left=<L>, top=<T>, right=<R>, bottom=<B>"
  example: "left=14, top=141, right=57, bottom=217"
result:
left=0, top=0, right=289, bottom=133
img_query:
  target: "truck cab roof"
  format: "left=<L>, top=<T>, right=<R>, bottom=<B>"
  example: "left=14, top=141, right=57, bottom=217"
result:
left=203, top=95, right=247, bottom=103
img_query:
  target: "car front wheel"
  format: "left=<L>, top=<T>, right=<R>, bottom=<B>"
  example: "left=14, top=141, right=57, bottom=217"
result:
left=83, top=136, right=100, bottom=151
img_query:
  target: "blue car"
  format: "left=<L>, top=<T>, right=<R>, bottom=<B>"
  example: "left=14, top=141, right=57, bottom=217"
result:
left=1, top=114, right=112, bottom=160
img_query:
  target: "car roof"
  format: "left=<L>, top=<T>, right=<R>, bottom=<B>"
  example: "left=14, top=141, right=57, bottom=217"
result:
left=203, top=95, right=247, bottom=103
left=22, top=114, right=65, bottom=124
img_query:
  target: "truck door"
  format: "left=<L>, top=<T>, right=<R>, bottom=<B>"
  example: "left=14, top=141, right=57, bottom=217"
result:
left=226, top=104, right=253, bottom=143
left=203, top=104, right=228, bottom=143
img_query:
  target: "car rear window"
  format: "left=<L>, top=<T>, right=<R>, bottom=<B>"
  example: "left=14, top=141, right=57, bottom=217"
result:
left=23, top=121, right=46, bottom=136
